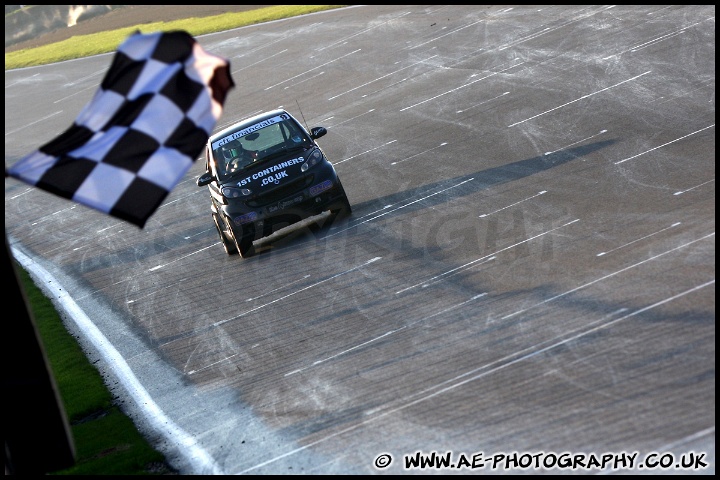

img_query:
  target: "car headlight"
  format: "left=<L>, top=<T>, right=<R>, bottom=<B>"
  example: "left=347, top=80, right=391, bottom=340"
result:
left=301, top=148, right=324, bottom=172
left=221, top=186, right=252, bottom=198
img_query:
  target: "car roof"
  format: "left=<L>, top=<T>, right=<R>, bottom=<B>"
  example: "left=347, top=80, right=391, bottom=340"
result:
left=209, top=109, right=290, bottom=142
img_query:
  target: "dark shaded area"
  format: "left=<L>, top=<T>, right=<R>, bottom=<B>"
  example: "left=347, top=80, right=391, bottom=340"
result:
left=3, top=232, right=76, bottom=475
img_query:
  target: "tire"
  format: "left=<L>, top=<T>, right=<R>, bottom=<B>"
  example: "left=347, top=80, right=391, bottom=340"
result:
left=330, top=178, right=352, bottom=219
left=235, top=235, right=255, bottom=258
left=227, top=222, right=255, bottom=259
left=213, top=213, right=237, bottom=255
left=320, top=195, right=352, bottom=234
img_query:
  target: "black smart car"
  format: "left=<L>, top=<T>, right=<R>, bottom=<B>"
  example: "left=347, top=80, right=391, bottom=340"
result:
left=197, top=109, right=351, bottom=257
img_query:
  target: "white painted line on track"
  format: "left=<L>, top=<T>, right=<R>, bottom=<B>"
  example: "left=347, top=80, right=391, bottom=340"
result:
left=400, top=61, right=524, bottom=112
left=284, top=70, right=324, bottom=89
left=61, top=69, right=104, bottom=87
left=5, top=110, right=63, bottom=135
left=502, top=232, right=715, bottom=319
left=479, top=190, right=547, bottom=218
left=245, top=274, right=311, bottom=302
left=597, top=222, right=681, bottom=257
left=54, top=83, right=102, bottom=104
left=406, top=20, right=485, bottom=50
left=232, top=49, right=288, bottom=73
left=184, top=227, right=216, bottom=240
left=674, top=179, right=715, bottom=196
left=420, top=257, right=496, bottom=290
left=328, top=57, right=438, bottom=101
left=4, top=72, right=39, bottom=88
left=544, top=129, right=607, bottom=156
left=237, top=279, right=714, bottom=475
left=326, top=178, right=476, bottom=239
left=615, top=124, right=715, bottom=165
left=391, top=142, right=447, bottom=166
left=630, top=21, right=704, bottom=53
left=149, top=243, right=218, bottom=272
left=285, top=293, right=487, bottom=377
left=498, top=6, right=616, bottom=51
left=187, top=353, right=239, bottom=375
left=457, top=91, right=509, bottom=114
left=389, top=280, right=715, bottom=418
left=396, top=219, right=580, bottom=295
left=7, top=187, right=34, bottom=199
left=326, top=109, right=374, bottom=128
left=10, top=243, right=224, bottom=475
left=96, top=222, right=127, bottom=234
left=508, top=71, right=652, bottom=127
left=318, top=10, right=411, bottom=51
left=127, top=277, right=193, bottom=305
left=212, top=257, right=382, bottom=327
left=334, top=139, right=397, bottom=165
left=30, top=205, right=78, bottom=226
left=264, top=49, right=361, bottom=90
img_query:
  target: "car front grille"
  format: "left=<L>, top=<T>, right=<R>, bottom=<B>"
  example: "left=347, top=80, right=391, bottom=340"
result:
left=246, top=175, right=314, bottom=208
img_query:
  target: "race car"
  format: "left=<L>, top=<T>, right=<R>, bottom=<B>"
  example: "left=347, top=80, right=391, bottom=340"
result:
left=197, top=109, right=352, bottom=258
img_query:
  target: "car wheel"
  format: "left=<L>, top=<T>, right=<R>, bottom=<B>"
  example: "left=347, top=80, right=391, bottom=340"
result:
left=234, top=234, right=255, bottom=258
left=330, top=178, right=352, bottom=219
left=317, top=184, right=352, bottom=233
left=213, top=213, right=237, bottom=255
left=227, top=222, right=255, bottom=259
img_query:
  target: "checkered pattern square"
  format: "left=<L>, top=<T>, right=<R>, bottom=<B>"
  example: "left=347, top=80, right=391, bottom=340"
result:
left=7, top=30, right=234, bottom=228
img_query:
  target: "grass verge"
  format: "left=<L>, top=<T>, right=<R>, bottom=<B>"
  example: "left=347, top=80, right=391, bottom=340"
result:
left=6, top=6, right=345, bottom=473
left=15, top=263, right=176, bottom=475
left=5, top=5, right=345, bottom=70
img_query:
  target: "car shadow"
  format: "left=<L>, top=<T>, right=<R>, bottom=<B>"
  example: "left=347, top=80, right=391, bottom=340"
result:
left=252, top=138, right=617, bottom=255
left=39, top=138, right=615, bottom=267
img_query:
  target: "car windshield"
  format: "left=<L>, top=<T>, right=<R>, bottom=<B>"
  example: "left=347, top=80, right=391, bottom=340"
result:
left=211, top=113, right=312, bottom=181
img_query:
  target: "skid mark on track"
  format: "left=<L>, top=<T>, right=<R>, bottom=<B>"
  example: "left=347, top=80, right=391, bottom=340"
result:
left=508, top=71, right=652, bottom=127
left=212, top=257, right=382, bottom=327
left=236, top=279, right=714, bottom=475
left=502, top=232, right=715, bottom=320
left=327, top=178, right=476, bottom=239
left=400, top=60, right=524, bottom=112
left=328, top=57, right=438, bottom=101
left=284, top=293, right=487, bottom=377
left=396, top=218, right=580, bottom=294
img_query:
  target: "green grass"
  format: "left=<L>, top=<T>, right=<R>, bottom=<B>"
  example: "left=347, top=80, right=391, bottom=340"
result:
left=7, top=6, right=345, bottom=473
left=15, top=264, right=175, bottom=475
left=5, top=5, right=345, bottom=70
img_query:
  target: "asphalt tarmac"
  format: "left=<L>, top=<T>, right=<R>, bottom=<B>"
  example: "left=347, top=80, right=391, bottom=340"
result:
left=5, top=5, right=715, bottom=475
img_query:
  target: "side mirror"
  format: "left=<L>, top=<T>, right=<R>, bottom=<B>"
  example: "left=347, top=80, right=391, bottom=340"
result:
left=196, top=172, right=214, bottom=186
left=310, top=127, right=327, bottom=140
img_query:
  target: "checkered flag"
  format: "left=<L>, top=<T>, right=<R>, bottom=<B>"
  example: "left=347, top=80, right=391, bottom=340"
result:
left=6, top=30, right=234, bottom=228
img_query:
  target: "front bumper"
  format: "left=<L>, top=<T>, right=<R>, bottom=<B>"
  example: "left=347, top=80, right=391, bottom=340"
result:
left=221, top=165, right=346, bottom=237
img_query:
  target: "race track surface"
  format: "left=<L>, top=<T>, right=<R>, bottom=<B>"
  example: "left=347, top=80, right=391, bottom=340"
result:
left=5, top=5, right=715, bottom=475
